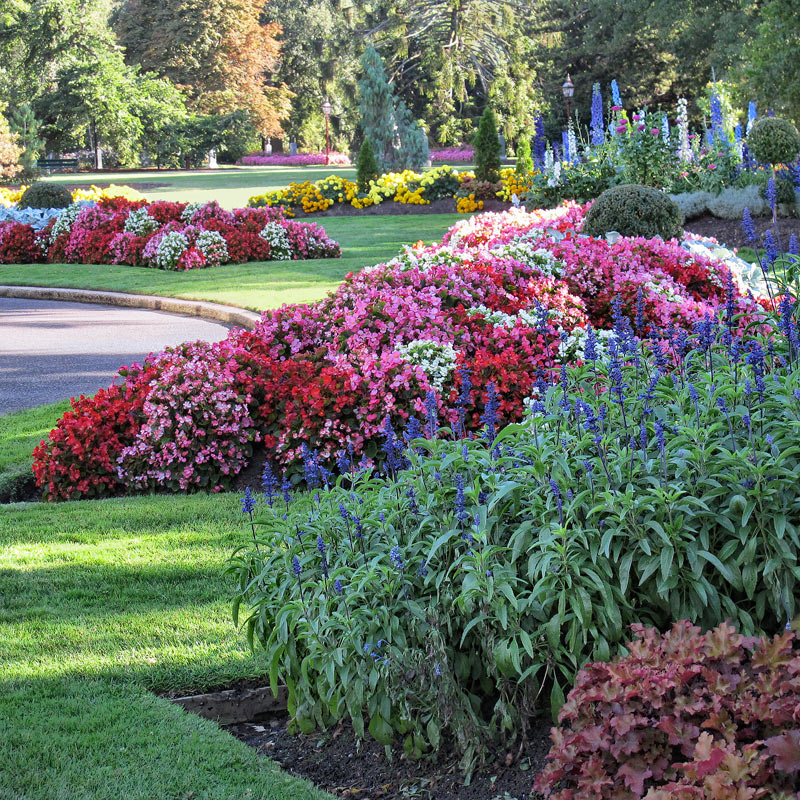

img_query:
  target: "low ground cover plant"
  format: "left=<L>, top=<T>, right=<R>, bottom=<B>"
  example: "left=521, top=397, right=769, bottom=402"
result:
left=33, top=203, right=770, bottom=503
left=229, top=313, right=800, bottom=772
left=238, top=151, right=352, bottom=167
left=0, top=197, right=341, bottom=268
left=536, top=620, right=800, bottom=798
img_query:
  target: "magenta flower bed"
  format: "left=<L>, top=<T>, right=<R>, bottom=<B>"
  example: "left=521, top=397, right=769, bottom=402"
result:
left=237, top=152, right=352, bottom=167
left=430, top=146, right=474, bottom=163
left=33, top=202, right=771, bottom=501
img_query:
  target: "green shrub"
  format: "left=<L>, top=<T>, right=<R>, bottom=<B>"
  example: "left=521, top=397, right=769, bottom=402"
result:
left=747, top=117, right=800, bottom=165
left=473, top=106, right=501, bottom=182
left=583, top=183, right=683, bottom=239
left=356, top=137, right=379, bottom=193
left=515, top=137, right=533, bottom=175
left=230, top=322, right=800, bottom=770
left=18, top=182, right=72, bottom=209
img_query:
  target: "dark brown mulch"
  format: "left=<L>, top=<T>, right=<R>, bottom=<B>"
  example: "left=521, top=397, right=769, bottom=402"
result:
left=228, top=713, right=552, bottom=800
left=683, top=213, right=800, bottom=251
left=301, top=198, right=513, bottom=218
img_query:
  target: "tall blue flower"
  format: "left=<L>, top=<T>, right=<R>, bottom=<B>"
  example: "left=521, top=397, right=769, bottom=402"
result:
left=549, top=478, right=563, bottom=525
left=334, top=578, right=344, bottom=595
left=425, top=389, right=438, bottom=439
left=584, top=324, right=599, bottom=364
left=455, top=473, right=468, bottom=524
left=404, top=415, right=422, bottom=443
left=389, top=545, right=404, bottom=572
left=766, top=176, right=777, bottom=214
left=336, top=450, right=350, bottom=475
left=789, top=234, right=799, bottom=257
left=301, top=443, right=320, bottom=489
left=764, top=229, right=779, bottom=265
left=561, top=130, right=570, bottom=162
left=381, top=416, right=401, bottom=476
left=590, top=84, right=604, bottom=146
left=747, top=101, right=757, bottom=133
left=741, top=208, right=757, bottom=243
left=240, top=487, right=256, bottom=515
left=281, top=477, right=292, bottom=505
left=710, top=90, right=726, bottom=150
left=610, top=79, right=622, bottom=107
left=292, top=555, right=302, bottom=577
left=481, top=382, right=499, bottom=442
left=261, top=462, right=278, bottom=507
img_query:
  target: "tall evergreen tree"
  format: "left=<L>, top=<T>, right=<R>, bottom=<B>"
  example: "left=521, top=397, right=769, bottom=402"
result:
left=357, top=46, right=396, bottom=169
left=473, top=106, right=501, bottom=182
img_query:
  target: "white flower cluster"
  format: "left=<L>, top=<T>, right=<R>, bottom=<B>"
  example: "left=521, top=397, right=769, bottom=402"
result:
left=181, top=203, right=204, bottom=223
left=643, top=278, right=685, bottom=305
left=466, top=303, right=545, bottom=330
left=195, top=230, right=228, bottom=266
left=489, top=240, right=564, bottom=277
left=124, top=206, right=159, bottom=236
left=259, top=221, right=292, bottom=260
left=395, top=338, right=458, bottom=391
left=154, top=231, right=189, bottom=270
left=557, top=326, right=615, bottom=361
left=387, top=244, right=465, bottom=273
left=48, top=203, right=91, bottom=244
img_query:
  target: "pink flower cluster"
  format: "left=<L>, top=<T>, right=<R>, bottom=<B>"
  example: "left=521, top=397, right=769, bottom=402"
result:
left=238, top=152, right=352, bottom=166
left=430, top=146, right=474, bottom=163
left=35, top=202, right=771, bottom=499
left=30, top=199, right=341, bottom=269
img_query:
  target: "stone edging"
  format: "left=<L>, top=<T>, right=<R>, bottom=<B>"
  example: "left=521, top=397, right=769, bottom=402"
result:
left=0, top=285, right=261, bottom=330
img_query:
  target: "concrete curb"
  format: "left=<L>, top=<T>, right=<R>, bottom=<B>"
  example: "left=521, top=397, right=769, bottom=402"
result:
left=0, top=285, right=262, bottom=330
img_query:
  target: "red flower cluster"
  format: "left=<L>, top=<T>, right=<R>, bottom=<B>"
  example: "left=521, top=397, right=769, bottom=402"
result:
left=536, top=619, right=800, bottom=799
left=0, top=222, right=41, bottom=263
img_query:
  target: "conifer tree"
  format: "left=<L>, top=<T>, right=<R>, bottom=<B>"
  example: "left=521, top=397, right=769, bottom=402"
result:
left=474, top=106, right=501, bottom=182
left=356, top=136, right=379, bottom=192
left=515, top=136, right=533, bottom=175
left=8, top=104, right=43, bottom=177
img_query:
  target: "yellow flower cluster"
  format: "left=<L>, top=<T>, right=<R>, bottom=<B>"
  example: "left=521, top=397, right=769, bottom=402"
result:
left=0, top=186, right=27, bottom=207
left=456, top=195, right=484, bottom=213
left=71, top=184, right=145, bottom=203
left=497, top=168, right=534, bottom=201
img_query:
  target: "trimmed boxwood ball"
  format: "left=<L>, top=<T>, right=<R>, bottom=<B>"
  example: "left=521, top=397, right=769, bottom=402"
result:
left=18, top=182, right=73, bottom=210
left=747, top=117, right=800, bottom=165
left=583, top=184, right=683, bottom=240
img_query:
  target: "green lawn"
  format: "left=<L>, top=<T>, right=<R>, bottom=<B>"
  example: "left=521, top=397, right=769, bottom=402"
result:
left=0, top=493, right=333, bottom=800
left=0, top=213, right=462, bottom=310
left=0, top=400, right=71, bottom=502
left=44, top=165, right=359, bottom=209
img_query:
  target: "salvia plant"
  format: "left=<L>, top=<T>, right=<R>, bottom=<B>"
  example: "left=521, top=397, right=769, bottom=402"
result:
left=229, top=297, right=800, bottom=772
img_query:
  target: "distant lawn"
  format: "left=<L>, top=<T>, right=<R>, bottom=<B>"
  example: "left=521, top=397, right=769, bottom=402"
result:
left=0, top=400, right=70, bottom=501
left=0, top=213, right=462, bottom=311
left=43, top=164, right=359, bottom=209
left=0, top=493, right=332, bottom=800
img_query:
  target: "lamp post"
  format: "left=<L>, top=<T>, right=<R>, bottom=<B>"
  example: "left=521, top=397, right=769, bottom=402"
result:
left=562, top=74, right=574, bottom=122
left=321, top=99, right=333, bottom=165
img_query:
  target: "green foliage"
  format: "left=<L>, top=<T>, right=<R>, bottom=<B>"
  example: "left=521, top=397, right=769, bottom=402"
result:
left=18, top=182, right=72, bottom=209
left=613, top=110, right=680, bottom=187
left=7, top=103, right=43, bottom=177
left=473, top=106, right=501, bottom=182
left=356, top=137, right=379, bottom=193
left=230, top=325, right=800, bottom=768
left=583, top=184, right=683, bottom=239
left=515, top=137, right=533, bottom=175
left=357, top=47, right=428, bottom=172
left=747, top=117, right=800, bottom=166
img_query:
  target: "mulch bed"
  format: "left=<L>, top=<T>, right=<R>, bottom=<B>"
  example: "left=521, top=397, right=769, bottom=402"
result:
left=683, top=213, right=800, bottom=251
left=228, top=713, right=552, bottom=800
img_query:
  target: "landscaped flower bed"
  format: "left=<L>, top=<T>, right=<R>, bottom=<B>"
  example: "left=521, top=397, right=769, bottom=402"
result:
left=0, top=198, right=341, bottom=268
left=237, top=152, right=352, bottom=166
left=33, top=202, right=771, bottom=500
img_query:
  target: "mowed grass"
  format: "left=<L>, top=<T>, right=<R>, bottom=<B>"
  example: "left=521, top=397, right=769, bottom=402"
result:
left=44, top=164, right=359, bottom=208
left=0, top=494, right=332, bottom=800
left=0, top=400, right=71, bottom=500
left=0, top=213, right=462, bottom=310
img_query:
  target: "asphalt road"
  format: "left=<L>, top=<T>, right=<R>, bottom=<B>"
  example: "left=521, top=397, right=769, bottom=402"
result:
left=0, top=298, right=232, bottom=415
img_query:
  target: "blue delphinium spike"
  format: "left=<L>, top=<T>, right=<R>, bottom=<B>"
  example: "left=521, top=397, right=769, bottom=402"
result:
left=789, top=234, right=798, bottom=256
left=741, top=208, right=757, bottom=243
left=261, top=462, right=278, bottom=507
left=455, top=473, right=468, bottom=523
left=334, top=578, right=343, bottom=594
left=292, top=555, right=302, bottom=577
left=766, top=176, right=777, bottom=213
left=611, top=79, right=622, bottom=107
left=590, top=84, right=604, bottom=146
left=481, top=382, right=499, bottom=442
left=425, top=389, right=438, bottom=439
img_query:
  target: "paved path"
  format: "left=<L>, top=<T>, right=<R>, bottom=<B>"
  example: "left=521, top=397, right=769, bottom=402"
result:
left=0, top=298, right=231, bottom=415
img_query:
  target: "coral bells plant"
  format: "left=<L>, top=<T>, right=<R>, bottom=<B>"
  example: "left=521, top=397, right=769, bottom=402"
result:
left=535, top=619, right=800, bottom=799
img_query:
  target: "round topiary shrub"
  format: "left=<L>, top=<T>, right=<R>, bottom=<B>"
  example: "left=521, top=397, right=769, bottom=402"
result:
left=583, top=184, right=683, bottom=240
left=18, top=182, right=73, bottom=210
left=747, top=117, right=800, bottom=165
